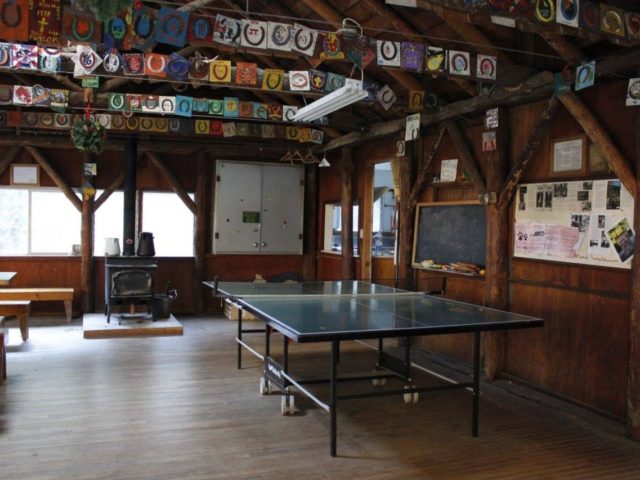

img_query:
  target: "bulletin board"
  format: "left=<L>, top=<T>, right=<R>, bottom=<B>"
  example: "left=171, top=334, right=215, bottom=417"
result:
left=513, top=179, right=635, bottom=269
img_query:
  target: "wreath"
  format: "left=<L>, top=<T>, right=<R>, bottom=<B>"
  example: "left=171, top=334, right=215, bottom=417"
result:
left=72, top=0, right=134, bottom=22
left=71, top=117, right=107, bottom=154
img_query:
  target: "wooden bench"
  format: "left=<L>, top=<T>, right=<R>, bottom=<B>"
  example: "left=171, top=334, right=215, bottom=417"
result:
left=0, top=300, right=31, bottom=342
left=0, top=288, right=73, bottom=323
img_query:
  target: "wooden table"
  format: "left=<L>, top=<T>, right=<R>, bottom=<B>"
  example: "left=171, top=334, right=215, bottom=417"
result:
left=0, top=272, right=16, bottom=287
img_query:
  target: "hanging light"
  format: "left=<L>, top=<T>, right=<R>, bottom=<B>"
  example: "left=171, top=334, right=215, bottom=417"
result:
left=318, top=152, right=331, bottom=168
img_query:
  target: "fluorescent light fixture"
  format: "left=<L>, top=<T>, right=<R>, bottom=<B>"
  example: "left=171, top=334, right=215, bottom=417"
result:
left=293, top=79, right=368, bottom=123
left=318, top=154, right=330, bottom=168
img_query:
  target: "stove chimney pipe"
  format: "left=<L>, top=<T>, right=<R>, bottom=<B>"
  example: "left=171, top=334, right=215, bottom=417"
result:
left=123, top=136, right=137, bottom=256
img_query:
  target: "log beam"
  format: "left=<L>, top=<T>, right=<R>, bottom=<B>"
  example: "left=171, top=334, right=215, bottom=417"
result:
left=80, top=152, right=95, bottom=314
left=94, top=171, right=125, bottom=211
left=498, top=96, right=559, bottom=210
left=444, top=119, right=486, bottom=193
left=559, top=92, right=637, bottom=199
left=25, top=146, right=81, bottom=212
left=146, top=152, right=197, bottom=214
left=397, top=143, right=418, bottom=290
left=0, top=145, right=22, bottom=178
left=302, top=163, right=318, bottom=280
left=407, top=125, right=446, bottom=209
left=193, top=151, right=209, bottom=314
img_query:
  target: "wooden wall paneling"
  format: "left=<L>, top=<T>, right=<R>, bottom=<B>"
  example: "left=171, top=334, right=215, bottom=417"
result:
left=483, top=107, right=510, bottom=380
left=340, top=147, right=354, bottom=280
left=372, top=257, right=394, bottom=286
left=193, top=151, right=209, bottom=313
left=0, top=145, right=21, bottom=178
left=80, top=152, right=95, bottom=314
left=628, top=100, right=640, bottom=439
left=302, top=164, right=318, bottom=281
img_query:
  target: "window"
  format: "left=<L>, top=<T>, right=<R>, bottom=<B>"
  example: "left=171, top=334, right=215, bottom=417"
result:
left=0, top=187, right=80, bottom=255
left=142, top=192, right=194, bottom=256
left=372, top=163, right=396, bottom=257
left=94, top=191, right=124, bottom=256
left=323, top=202, right=359, bottom=255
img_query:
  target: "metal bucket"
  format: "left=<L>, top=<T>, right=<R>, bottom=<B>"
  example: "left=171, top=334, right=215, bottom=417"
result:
left=152, top=290, right=177, bottom=319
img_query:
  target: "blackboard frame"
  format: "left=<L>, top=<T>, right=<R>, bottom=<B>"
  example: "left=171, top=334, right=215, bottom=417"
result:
left=412, top=200, right=486, bottom=268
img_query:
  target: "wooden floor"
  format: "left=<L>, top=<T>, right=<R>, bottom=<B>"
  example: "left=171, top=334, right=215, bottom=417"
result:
left=2, top=316, right=640, bottom=480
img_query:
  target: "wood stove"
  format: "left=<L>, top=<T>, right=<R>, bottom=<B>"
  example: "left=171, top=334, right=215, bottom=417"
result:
left=105, top=257, right=158, bottom=324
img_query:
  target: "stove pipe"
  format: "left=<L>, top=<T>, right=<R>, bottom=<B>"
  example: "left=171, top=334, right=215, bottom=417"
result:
left=123, top=136, right=137, bottom=256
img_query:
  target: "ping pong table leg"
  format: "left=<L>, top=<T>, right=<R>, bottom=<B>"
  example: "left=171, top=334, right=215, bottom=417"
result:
left=472, top=331, right=480, bottom=437
left=237, top=309, right=243, bottom=369
left=330, top=339, right=339, bottom=457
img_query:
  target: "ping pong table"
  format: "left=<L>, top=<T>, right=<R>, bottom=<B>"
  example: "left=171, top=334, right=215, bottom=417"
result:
left=206, top=280, right=543, bottom=457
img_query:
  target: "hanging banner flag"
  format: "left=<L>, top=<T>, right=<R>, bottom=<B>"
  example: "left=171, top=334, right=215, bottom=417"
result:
left=103, top=49, right=122, bottom=74
left=319, top=32, right=344, bottom=61
left=401, top=42, right=424, bottom=71
left=556, top=0, right=579, bottom=28
left=553, top=72, right=571, bottom=95
left=11, top=43, right=37, bottom=70
left=344, top=36, right=375, bottom=69
left=405, top=113, right=421, bottom=141
left=104, top=9, right=132, bottom=50
left=283, top=106, right=298, bottom=122
left=291, top=23, right=317, bottom=56
left=209, top=59, right=231, bottom=83
left=126, top=94, right=142, bottom=112
left=74, top=45, right=102, bottom=76
left=236, top=123, right=250, bottom=136
left=144, top=53, right=167, bottom=78
left=63, top=8, right=101, bottom=44
left=377, top=40, right=401, bottom=67
left=223, top=97, right=239, bottom=118
left=426, top=47, right=447, bottom=74
left=195, top=119, right=210, bottom=135
left=223, top=122, right=236, bottom=137
left=188, top=15, right=214, bottom=44
left=600, top=4, right=626, bottom=37
left=509, top=0, right=533, bottom=18
left=192, top=98, right=209, bottom=114
left=253, top=103, right=268, bottom=119
left=377, top=84, right=396, bottom=111
left=268, top=104, right=283, bottom=121
left=626, top=12, right=640, bottom=40
left=298, top=128, right=311, bottom=143
left=239, top=101, right=253, bottom=118
left=310, top=70, right=327, bottom=91
left=0, top=0, right=29, bottom=41
left=0, top=84, right=13, bottom=104
left=213, top=14, right=241, bottom=47
left=123, top=53, right=144, bottom=76
left=625, top=78, right=640, bottom=107
left=108, top=93, right=125, bottom=111
left=209, top=99, right=223, bottom=116
left=476, top=54, right=497, bottom=81
left=449, top=50, right=470, bottom=76
left=285, top=126, right=299, bottom=141
left=166, top=53, right=190, bottom=81
left=188, top=55, right=209, bottom=83
left=29, top=0, right=61, bottom=45
left=533, top=0, right=555, bottom=23
left=32, top=84, right=50, bottom=106
left=210, top=120, right=223, bottom=136
left=268, top=22, right=292, bottom=51
left=289, top=71, right=310, bottom=91
left=236, top=62, right=257, bottom=85
left=38, top=47, right=60, bottom=73
left=156, top=7, right=188, bottom=47
left=579, top=1, right=600, bottom=32
left=12, top=85, right=32, bottom=105
left=174, top=95, right=193, bottom=117
left=325, top=72, right=345, bottom=92
left=261, top=124, right=275, bottom=138
left=131, top=6, right=158, bottom=52
left=408, top=91, right=424, bottom=112
left=241, top=19, right=268, bottom=49
left=311, top=129, right=324, bottom=145
left=262, top=69, right=284, bottom=90
left=159, top=96, right=175, bottom=114
left=141, top=95, right=160, bottom=113
left=0, top=42, right=11, bottom=68
left=575, top=61, right=595, bottom=91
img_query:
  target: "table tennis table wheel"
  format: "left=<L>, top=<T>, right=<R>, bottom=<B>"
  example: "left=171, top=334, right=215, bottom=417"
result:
left=259, top=377, right=271, bottom=396
left=371, top=377, right=386, bottom=386
left=403, top=386, right=419, bottom=404
left=281, top=394, right=295, bottom=415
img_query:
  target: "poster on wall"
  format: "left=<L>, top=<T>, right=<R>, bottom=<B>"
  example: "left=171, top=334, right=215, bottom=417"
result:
left=514, top=179, right=634, bottom=268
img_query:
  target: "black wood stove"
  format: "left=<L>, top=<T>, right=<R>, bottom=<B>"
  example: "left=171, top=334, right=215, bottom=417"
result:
left=105, top=257, right=158, bottom=324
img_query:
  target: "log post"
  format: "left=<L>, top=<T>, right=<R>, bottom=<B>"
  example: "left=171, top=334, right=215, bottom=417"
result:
left=483, top=108, right=510, bottom=380
left=397, top=140, right=418, bottom=290
left=193, top=151, right=209, bottom=313
left=80, top=152, right=95, bottom=314
left=302, top=164, right=318, bottom=280
left=340, top=147, right=354, bottom=280
left=628, top=101, right=640, bottom=440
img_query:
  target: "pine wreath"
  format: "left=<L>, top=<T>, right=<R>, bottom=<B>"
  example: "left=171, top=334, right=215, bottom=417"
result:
left=73, top=0, right=133, bottom=22
left=71, top=118, right=107, bottom=155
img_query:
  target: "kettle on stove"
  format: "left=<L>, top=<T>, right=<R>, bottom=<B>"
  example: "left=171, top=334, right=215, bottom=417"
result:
left=137, top=232, right=155, bottom=257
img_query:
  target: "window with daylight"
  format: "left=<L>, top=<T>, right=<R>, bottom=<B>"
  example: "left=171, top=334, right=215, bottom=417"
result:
left=142, top=191, right=195, bottom=257
left=0, top=187, right=81, bottom=255
left=94, top=190, right=124, bottom=256
left=323, top=202, right=359, bottom=256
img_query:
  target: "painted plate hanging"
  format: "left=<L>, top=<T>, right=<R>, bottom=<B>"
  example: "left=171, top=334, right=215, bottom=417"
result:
left=556, top=0, right=579, bottom=28
left=600, top=4, right=625, bottom=37
left=534, top=0, right=555, bottom=23
left=289, top=71, right=310, bottom=91
left=156, top=7, right=188, bottom=47
left=579, top=1, right=600, bottom=32
left=144, top=53, right=167, bottom=78
left=448, top=51, right=470, bottom=76
left=376, top=40, right=401, bottom=67
left=131, top=6, right=157, bottom=52
left=235, top=62, right=257, bottom=86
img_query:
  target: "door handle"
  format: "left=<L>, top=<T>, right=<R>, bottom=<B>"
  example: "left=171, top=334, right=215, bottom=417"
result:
left=261, top=242, right=267, bottom=247
left=253, top=242, right=259, bottom=247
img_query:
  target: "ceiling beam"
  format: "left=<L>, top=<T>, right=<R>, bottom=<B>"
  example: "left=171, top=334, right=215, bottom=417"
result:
left=25, top=146, right=82, bottom=212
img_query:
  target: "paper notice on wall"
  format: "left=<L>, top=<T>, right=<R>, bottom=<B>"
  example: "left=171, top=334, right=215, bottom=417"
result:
left=535, top=184, right=553, bottom=211
left=607, top=217, right=635, bottom=264
left=440, top=159, right=458, bottom=182
left=544, top=224, right=580, bottom=258
left=588, top=213, right=615, bottom=257
left=514, top=223, right=546, bottom=255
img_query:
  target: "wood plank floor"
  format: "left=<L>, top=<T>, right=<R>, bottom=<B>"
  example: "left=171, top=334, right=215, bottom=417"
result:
left=1, top=316, right=640, bottom=480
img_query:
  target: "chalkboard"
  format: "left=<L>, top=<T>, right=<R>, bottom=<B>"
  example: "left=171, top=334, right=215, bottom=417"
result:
left=412, top=203, right=487, bottom=267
